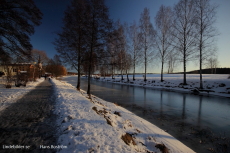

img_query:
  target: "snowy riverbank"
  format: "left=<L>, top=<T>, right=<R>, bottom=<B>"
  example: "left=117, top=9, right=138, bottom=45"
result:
left=96, top=74, right=230, bottom=98
left=52, top=78, right=195, bottom=153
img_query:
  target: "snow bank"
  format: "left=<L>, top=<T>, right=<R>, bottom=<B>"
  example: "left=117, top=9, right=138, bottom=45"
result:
left=52, top=78, right=195, bottom=153
left=99, top=74, right=230, bottom=98
left=0, top=78, right=44, bottom=112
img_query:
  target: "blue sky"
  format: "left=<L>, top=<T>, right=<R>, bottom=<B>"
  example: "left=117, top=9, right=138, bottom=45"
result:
left=31, top=0, right=230, bottom=73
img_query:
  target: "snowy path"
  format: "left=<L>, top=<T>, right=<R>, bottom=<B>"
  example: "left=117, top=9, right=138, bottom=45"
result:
left=0, top=80, right=57, bottom=153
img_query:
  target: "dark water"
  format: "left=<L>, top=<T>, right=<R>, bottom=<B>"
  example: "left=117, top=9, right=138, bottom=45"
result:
left=63, top=76, right=230, bottom=152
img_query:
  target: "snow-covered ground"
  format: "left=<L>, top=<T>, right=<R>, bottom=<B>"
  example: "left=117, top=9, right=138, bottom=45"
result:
left=0, top=77, right=44, bottom=112
left=52, top=78, right=195, bottom=153
left=97, top=74, right=230, bottom=98
left=1, top=74, right=229, bottom=152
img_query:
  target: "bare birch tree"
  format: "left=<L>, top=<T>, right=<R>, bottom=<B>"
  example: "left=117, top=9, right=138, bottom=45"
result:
left=124, top=53, right=132, bottom=82
left=155, top=5, right=174, bottom=82
left=139, top=7, right=155, bottom=82
left=97, top=22, right=115, bottom=79
left=173, top=0, right=197, bottom=85
left=128, top=21, right=142, bottom=81
left=114, top=21, right=126, bottom=80
left=194, top=0, right=218, bottom=89
left=106, top=31, right=117, bottom=79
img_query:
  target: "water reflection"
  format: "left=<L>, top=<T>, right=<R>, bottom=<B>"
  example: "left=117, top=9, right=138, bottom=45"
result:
left=160, top=90, right=163, bottom=117
left=143, top=88, right=146, bottom=116
left=197, top=96, right=203, bottom=126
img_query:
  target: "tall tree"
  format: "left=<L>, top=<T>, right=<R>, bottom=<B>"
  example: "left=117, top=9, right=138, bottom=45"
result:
left=194, top=0, right=218, bottom=89
left=54, top=0, right=87, bottom=90
left=114, top=21, right=126, bottom=80
left=128, top=21, right=142, bottom=81
left=155, top=5, right=174, bottom=82
left=123, top=23, right=132, bottom=82
left=105, top=22, right=124, bottom=80
left=173, top=0, right=197, bottom=85
left=139, top=8, right=155, bottom=82
left=85, top=0, right=111, bottom=97
left=0, top=0, right=42, bottom=62
left=124, top=53, right=132, bottom=82
left=105, top=31, right=117, bottom=79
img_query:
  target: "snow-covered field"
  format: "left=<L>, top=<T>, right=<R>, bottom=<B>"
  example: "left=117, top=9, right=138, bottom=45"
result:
left=97, top=74, right=230, bottom=98
left=52, top=78, right=195, bottom=153
left=0, top=77, right=44, bottom=112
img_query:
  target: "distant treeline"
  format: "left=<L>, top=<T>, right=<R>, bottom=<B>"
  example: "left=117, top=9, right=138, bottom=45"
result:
left=186, top=68, right=230, bottom=74
left=67, top=72, right=77, bottom=75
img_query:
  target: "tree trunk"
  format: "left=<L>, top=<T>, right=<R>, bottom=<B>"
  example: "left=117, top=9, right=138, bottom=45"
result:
left=168, top=60, right=170, bottom=74
left=199, top=7, right=204, bottom=89
left=133, top=58, right=135, bottom=81
left=183, top=54, right=187, bottom=85
left=199, top=33, right=203, bottom=89
left=144, top=48, right=147, bottom=82
left=133, top=67, right=135, bottom=81
left=112, top=56, right=115, bottom=79
left=161, top=61, right=164, bottom=82
left=77, top=47, right=81, bottom=91
left=87, top=27, right=94, bottom=98
left=183, top=29, right=187, bottom=85
left=199, top=58, right=203, bottom=89
left=126, top=69, right=129, bottom=82
left=87, top=59, right=92, bottom=98
left=77, top=70, right=81, bottom=90
left=87, top=44, right=93, bottom=98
